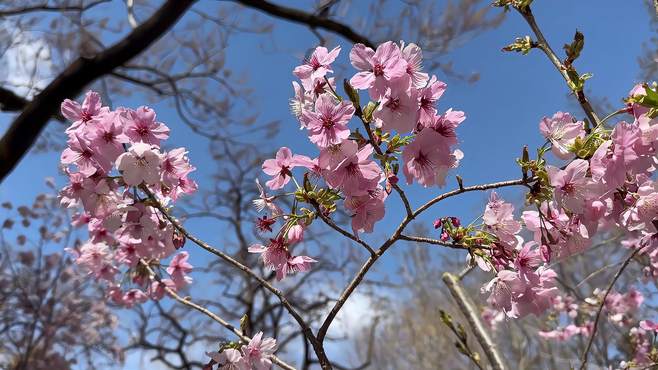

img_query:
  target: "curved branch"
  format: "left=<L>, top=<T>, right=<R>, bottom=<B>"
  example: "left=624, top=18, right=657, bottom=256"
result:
left=0, top=0, right=196, bottom=183
left=140, top=261, right=296, bottom=370
left=231, top=0, right=375, bottom=48
left=143, top=189, right=333, bottom=369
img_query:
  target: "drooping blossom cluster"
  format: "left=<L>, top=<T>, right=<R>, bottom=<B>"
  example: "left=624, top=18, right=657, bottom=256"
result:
left=58, top=91, right=197, bottom=307
left=254, top=41, right=465, bottom=279
left=205, top=332, right=277, bottom=370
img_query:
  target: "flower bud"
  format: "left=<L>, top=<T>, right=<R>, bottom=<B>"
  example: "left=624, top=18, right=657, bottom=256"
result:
left=287, top=224, right=304, bottom=244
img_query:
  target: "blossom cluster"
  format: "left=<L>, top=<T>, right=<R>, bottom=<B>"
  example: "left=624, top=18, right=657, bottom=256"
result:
left=253, top=41, right=465, bottom=279
left=58, top=91, right=197, bottom=307
left=205, top=332, right=277, bottom=370
left=469, top=83, right=658, bottom=362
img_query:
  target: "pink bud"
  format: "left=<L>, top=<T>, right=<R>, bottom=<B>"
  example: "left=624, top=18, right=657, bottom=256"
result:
left=433, top=219, right=442, bottom=229
left=450, top=217, right=460, bottom=227
left=440, top=231, right=450, bottom=241
left=288, top=224, right=304, bottom=244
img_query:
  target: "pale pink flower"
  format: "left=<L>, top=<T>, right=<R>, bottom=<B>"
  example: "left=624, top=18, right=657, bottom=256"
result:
left=590, top=122, right=643, bottom=188
left=290, top=81, right=312, bottom=123
left=423, top=109, right=466, bottom=147
left=547, top=159, right=592, bottom=213
left=324, top=141, right=382, bottom=196
left=262, top=147, right=311, bottom=190
left=89, top=111, right=129, bottom=163
left=293, top=46, right=340, bottom=89
left=483, top=191, right=521, bottom=247
left=301, top=94, right=355, bottom=148
left=61, top=90, right=109, bottom=132
left=344, top=188, right=387, bottom=235
left=61, top=134, right=112, bottom=177
left=349, top=41, right=407, bottom=99
left=241, top=331, right=277, bottom=370
left=166, top=251, right=193, bottom=288
left=253, top=179, right=282, bottom=215
left=248, top=238, right=315, bottom=280
left=207, top=348, right=243, bottom=370
left=116, top=142, right=162, bottom=186
left=402, top=129, right=458, bottom=187
left=373, top=79, right=419, bottom=133
left=400, top=41, right=429, bottom=88
left=160, top=148, right=194, bottom=188
left=121, top=289, right=149, bottom=307
left=417, top=76, right=447, bottom=124
left=640, top=320, right=658, bottom=332
left=539, top=112, right=584, bottom=159
left=123, top=106, right=170, bottom=145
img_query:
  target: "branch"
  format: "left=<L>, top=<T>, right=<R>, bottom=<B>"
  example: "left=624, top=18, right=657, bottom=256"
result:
left=0, top=0, right=196, bottom=183
left=311, top=202, right=375, bottom=256
left=578, top=248, right=642, bottom=370
left=140, top=261, right=296, bottom=370
left=515, top=5, right=601, bottom=126
left=442, top=272, right=507, bottom=370
left=143, top=189, right=333, bottom=369
left=0, top=1, right=109, bottom=16
left=231, top=0, right=375, bottom=48
left=413, top=178, right=531, bottom=218
left=316, top=177, right=531, bottom=343
left=399, top=234, right=485, bottom=250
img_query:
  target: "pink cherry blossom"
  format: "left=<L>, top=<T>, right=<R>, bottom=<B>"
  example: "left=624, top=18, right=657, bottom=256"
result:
left=349, top=41, right=407, bottom=99
left=262, top=147, right=311, bottom=190
left=402, top=129, right=458, bottom=187
left=293, top=45, right=340, bottom=89
left=116, top=142, right=162, bottom=186
left=122, top=106, right=170, bottom=145
left=324, top=142, right=382, bottom=196
left=241, top=331, right=277, bottom=370
left=400, top=41, right=429, bottom=88
left=300, top=94, right=355, bottom=148
left=373, top=79, right=419, bottom=133
left=166, top=251, right=193, bottom=288
left=89, top=111, right=129, bottom=163
left=547, top=159, right=593, bottom=213
left=61, top=90, right=109, bottom=133
left=207, top=348, right=243, bottom=370
left=344, top=188, right=387, bottom=235
left=417, top=76, right=447, bottom=124
left=539, top=112, right=585, bottom=159
left=483, top=191, right=521, bottom=247
left=61, top=134, right=111, bottom=177
left=249, top=237, right=316, bottom=280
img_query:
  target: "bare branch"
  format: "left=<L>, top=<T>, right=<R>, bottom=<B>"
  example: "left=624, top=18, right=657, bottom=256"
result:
left=442, top=272, right=507, bottom=370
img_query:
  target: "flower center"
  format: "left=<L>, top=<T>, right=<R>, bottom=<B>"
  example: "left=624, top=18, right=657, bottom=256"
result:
left=385, top=97, right=400, bottom=111
left=373, top=63, right=384, bottom=76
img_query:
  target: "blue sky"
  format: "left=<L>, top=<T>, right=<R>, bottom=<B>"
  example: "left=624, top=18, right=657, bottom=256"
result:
left=0, top=0, right=654, bottom=367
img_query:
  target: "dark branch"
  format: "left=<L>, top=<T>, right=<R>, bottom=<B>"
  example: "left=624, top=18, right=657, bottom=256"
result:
left=0, top=0, right=196, bottom=183
left=232, top=0, right=375, bottom=48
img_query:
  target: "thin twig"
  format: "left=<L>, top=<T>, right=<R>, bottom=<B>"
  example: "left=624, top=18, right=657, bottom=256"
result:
left=142, top=188, right=332, bottom=369
left=515, top=5, right=601, bottom=126
left=579, top=247, right=642, bottom=370
left=311, top=202, right=375, bottom=255
left=140, top=261, right=296, bottom=370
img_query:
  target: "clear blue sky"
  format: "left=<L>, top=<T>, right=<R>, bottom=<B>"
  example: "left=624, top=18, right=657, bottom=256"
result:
left=0, top=0, right=653, bottom=367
